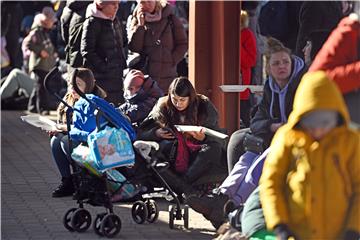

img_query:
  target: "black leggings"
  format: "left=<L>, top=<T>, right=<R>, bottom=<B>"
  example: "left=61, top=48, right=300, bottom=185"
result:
left=27, top=70, right=49, bottom=113
left=184, top=141, right=224, bottom=183
left=226, top=128, right=250, bottom=173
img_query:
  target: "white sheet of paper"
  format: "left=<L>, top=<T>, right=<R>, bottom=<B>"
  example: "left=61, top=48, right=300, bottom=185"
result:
left=174, top=125, right=228, bottom=139
left=20, top=115, right=57, bottom=131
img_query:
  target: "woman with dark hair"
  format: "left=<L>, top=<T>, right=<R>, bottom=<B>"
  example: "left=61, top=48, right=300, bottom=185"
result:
left=138, top=76, right=225, bottom=194
left=49, top=67, right=106, bottom=197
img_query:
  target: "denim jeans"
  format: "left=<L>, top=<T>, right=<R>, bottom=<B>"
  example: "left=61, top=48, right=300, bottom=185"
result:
left=50, top=133, right=72, bottom=178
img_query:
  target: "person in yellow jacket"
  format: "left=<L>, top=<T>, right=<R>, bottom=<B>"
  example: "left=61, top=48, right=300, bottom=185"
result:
left=259, top=71, right=360, bottom=240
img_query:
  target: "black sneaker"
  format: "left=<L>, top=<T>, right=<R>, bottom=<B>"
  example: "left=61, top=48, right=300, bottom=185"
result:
left=187, top=193, right=229, bottom=216
left=52, top=178, right=75, bottom=198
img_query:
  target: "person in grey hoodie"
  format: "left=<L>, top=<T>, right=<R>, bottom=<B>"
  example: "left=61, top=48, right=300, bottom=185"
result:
left=23, top=7, right=57, bottom=114
left=187, top=37, right=307, bottom=229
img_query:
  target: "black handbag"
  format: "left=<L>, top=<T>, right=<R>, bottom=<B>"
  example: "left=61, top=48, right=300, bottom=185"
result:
left=243, top=133, right=264, bottom=154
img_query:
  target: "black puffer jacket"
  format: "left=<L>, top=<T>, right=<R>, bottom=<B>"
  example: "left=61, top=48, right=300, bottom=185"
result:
left=81, top=3, right=126, bottom=105
left=250, top=56, right=307, bottom=148
left=61, top=0, right=91, bottom=66
left=295, top=1, right=343, bottom=58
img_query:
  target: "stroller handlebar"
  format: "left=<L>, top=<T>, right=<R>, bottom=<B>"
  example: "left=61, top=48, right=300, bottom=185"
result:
left=44, top=67, right=73, bottom=110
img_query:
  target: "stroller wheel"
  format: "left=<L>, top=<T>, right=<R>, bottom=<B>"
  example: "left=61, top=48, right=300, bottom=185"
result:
left=71, top=208, right=92, bottom=232
left=183, top=205, right=189, bottom=229
left=146, top=199, right=159, bottom=223
left=63, top=208, right=77, bottom=232
left=100, top=213, right=121, bottom=238
left=131, top=201, right=148, bottom=224
left=93, top=213, right=107, bottom=236
left=168, top=205, right=176, bottom=229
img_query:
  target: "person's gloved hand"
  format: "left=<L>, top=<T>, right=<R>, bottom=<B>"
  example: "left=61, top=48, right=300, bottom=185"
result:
left=274, top=224, right=298, bottom=240
left=344, top=230, right=360, bottom=240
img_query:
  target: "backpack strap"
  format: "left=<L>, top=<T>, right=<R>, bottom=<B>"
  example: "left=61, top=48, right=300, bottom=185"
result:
left=155, top=15, right=174, bottom=46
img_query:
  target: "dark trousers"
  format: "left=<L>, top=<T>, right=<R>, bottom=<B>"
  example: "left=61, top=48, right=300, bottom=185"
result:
left=184, top=141, right=223, bottom=183
left=28, top=69, right=49, bottom=113
left=240, top=99, right=251, bottom=128
left=226, top=128, right=250, bottom=173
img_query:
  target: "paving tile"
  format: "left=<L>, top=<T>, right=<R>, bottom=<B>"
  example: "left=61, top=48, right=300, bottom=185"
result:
left=2, top=111, right=216, bottom=239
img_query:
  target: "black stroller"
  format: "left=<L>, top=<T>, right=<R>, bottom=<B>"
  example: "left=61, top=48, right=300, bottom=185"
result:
left=44, top=67, right=190, bottom=237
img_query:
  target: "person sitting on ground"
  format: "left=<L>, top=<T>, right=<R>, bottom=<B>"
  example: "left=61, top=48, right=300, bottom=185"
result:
left=137, top=77, right=226, bottom=200
left=49, top=67, right=106, bottom=197
left=187, top=37, right=307, bottom=229
left=227, top=37, right=307, bottom=171
left=1, top=68, right=34, bottom=105
left=118, top=69, right=164, bottom=127
left=259, top=71, right=360, bottom=240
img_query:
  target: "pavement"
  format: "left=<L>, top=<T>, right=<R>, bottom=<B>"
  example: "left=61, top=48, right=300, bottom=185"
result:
left=1, top=110, right=217, bottom=240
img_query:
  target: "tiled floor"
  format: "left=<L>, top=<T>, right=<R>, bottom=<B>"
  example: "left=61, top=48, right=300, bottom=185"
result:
left=1, top=110, right=216, bottom=240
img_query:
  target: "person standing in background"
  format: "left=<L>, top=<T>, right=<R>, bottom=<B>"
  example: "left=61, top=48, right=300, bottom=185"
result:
left=23, top=7, right=58, bottom=115
left=127, top=0, right=188, bottom=92
left=239, top=10, right=257, bottom=128
left=309, top=11, right=360, bottom=125
left=295, top=1, right=343, bottom=59
left=119, top=69, right=164, bottom=126
left=81, top=0, right=126, bottom=105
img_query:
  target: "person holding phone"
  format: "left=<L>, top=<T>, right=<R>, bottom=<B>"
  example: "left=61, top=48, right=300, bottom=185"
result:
left=127, top=0, right=188, bottom=92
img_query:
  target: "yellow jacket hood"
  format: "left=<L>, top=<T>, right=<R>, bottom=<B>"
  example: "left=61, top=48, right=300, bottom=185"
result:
left=287, top=71, right=350, bottom=128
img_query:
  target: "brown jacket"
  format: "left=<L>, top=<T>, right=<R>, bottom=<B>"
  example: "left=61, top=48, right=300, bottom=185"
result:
left=128, top=4, right=188, bottom=92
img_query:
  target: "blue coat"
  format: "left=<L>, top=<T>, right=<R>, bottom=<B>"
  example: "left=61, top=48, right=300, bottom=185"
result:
left=70, top=94, right=136, bottom=142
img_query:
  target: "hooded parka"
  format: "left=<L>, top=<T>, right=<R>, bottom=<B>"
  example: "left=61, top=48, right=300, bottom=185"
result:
left=259, top=71, right=360, bottom=239
left=81, top=3, right=126, bottom=105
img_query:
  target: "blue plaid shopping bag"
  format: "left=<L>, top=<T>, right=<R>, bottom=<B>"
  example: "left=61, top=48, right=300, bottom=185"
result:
left=87, top=126, right=135, bottom=171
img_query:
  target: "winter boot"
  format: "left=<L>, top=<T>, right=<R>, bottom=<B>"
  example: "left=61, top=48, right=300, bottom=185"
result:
left=160, top=169, right=194, bottom=197
left=52, top=177, right=75, bottom=198
left=186, top=193, right=229, bottom=229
